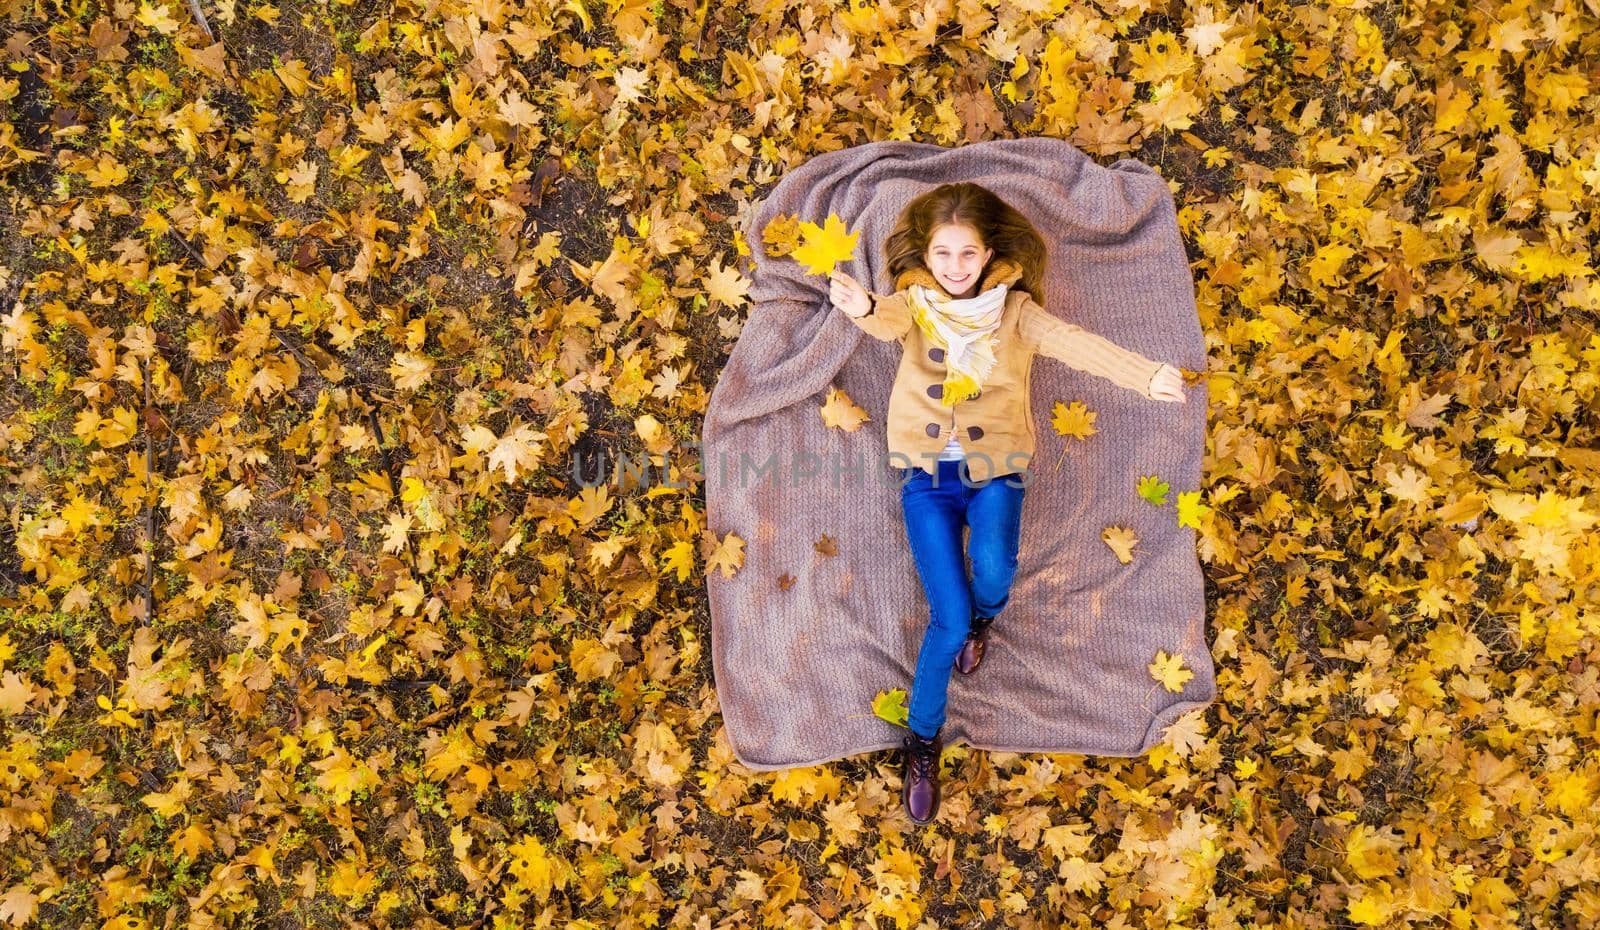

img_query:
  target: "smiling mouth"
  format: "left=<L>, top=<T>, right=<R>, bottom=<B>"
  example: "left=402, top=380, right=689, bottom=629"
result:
left=947, top=275, right=968, bottom=282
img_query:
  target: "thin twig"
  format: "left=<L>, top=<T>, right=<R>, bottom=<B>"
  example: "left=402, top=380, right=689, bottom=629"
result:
left=270, top=331, right=318, bottom=378
left=142, top=360, right=157, bottom=626
left=183, top=0, right=214, bottom=40
left=165, top=226, right=207, bottom=268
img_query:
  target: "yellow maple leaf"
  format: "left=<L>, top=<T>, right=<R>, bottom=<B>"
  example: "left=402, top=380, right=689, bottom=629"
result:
left=93, top=406, right=138, bottom=449
left=1160, top=708, right=1208, bottom=758
left=141, top=781, right=191, bottom=817
left=1058, top=856, right=1107, bottom=895
left=1051, top=400, right=1098, bottom=441
left=559, top=0, right=592, bottom=32
left=83, top=152, right=130, bottom=188
left=1175, top=490, right=1210, bottom=529
left=872, top=687, right=909, bottom=727
left=760, top=213, right=802, bottom=257
left=388, top=351, right=434, bottom=391
left=0, top=671, right=34, bottom=715
left=706, top=531, right=745, bottom=579
left=1344, top=823, right=1401, bottom=880
left=1472, top=226, right=1524, bottom=272
left=634, top=413, right=675, bottom=454
left=1346, top=881, right=1398, bottom=925
left=136, top=1, right=181, bottom=33
left=241, top=844, right=278, bottom=882
left=1381, top=463, right=1432, bottom=504
left=273, top=58, right=314, bottom=96
left=1308, top=241, right=1357, bottom=287
left=312, top=747, right=381, bottom=804
left=569, top=483, right=612, bottom=526
left=1135, top=79, right=1202, bottom=132
left=789, top=212, right=858, bottom=276
left=820, top=386, right=870, bottom=431
left=400, top=476, right=428, bottom=504
left=277, top=157, right=319, bottom=204
left=327, top=856, right=378, bottom=902
left=331, top=143, right=371, bottom=176
left=379, top=510, right=412, bottom=554
left=0, top=885, right=39, bottom=927
left=704, top=258, right=749, bottom=310
left=662, top=539, right=696, bottom=583
left=488, top=423, right=547, bottom=484
left=1148, top=650, right=1194, bottom=693
left=508, top=835, right=561, bottom=901
left=1101, top=525, right=1139, bottom=563
left=172, top=822, right=214, bottom=861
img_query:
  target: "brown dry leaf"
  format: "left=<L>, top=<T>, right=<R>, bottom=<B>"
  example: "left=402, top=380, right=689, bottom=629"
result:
left=1101, top=525, right=1139, bottom=563
left=819, top=386, right=869, bottom=431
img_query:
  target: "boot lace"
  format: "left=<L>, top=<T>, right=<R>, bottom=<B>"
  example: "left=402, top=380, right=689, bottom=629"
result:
left=906, top=734, right=939, bottom=779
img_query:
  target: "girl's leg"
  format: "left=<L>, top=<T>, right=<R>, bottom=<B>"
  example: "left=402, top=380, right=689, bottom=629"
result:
left=965, top=477, right=1026, bottom=622
left=900, top=463, right=972, bottom=739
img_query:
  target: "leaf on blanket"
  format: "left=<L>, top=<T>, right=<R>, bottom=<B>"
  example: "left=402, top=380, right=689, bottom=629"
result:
left=819, top=387, right=869, bottom=431
left=789, top=212, right=858, bottom=276
left=776, top=572, right=796, bottom=590
left=1051, top=400, right=1098, bottom=440
left=872, top=687, right=909, bottom=728
left=1149, top=650, right=1194, bottom=693
left=705, top=531, right=745, bottom=579
left=814, top=533, right=838, bottom=557
left=1137, top=474, right=1170, bottom=506
left=1101, top=525, right=1139, bottom=563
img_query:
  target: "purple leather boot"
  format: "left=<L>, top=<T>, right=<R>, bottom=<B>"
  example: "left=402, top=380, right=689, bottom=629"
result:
left=901, top=727, right=943, bottom=823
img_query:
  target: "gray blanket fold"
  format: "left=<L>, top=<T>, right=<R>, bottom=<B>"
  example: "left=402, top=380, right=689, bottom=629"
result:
left=703, top=138, right=1214, bottom=772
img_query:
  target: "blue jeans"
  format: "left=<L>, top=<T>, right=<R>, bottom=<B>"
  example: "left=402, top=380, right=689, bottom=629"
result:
left=899, top=459, right=1027, bottom=739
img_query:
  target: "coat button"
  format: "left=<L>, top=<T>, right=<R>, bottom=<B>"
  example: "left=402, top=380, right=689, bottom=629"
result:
left=926, top=383, right=943, bottom=399
left=925, top=423, right=941, bottom=438
left=967, top=426, right=984, bottom=440
left=928, top=347, right=945, bottom=362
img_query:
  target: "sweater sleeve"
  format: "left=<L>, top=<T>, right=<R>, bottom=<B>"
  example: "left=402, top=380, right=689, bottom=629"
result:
left=841, top=290, right=914, bottom=342
left=1019, top=298, right=1163, bottom=400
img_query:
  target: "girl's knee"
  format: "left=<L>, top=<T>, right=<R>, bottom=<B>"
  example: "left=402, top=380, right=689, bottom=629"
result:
left=928, top=602, right=971, bottom=631
left=970, top=548, right=1018, bottom=583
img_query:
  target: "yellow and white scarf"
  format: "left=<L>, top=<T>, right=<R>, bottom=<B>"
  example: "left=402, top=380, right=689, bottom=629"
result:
left=908, top=281, right=1008, bottom=406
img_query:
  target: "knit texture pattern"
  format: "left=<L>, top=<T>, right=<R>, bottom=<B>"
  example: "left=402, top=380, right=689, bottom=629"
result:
left=703, top=137, right=1214, bottom=771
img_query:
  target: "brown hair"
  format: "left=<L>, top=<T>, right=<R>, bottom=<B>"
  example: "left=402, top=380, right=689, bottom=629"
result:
left=882, top=182, right=1049, bottom=303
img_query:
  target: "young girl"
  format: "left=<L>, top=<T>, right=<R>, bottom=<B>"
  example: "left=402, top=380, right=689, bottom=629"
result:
left=826, top=182, right=1188, bottom=824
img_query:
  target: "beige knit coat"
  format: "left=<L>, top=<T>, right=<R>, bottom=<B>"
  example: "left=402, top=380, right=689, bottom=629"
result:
left=843, top=256, right=1167, bottom=482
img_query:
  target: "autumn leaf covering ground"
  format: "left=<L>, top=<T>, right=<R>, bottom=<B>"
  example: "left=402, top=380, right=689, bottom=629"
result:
left=2, top=0, right=1600, bottom=927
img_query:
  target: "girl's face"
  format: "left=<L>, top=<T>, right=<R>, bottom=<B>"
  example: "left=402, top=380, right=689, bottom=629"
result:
left=923, top=223, right=994, bottom=299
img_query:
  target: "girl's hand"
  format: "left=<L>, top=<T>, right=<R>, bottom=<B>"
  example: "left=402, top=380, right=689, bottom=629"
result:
left=1148, top=364, right=1188, bottom=403
left=829, top=270, right=872, bottom=318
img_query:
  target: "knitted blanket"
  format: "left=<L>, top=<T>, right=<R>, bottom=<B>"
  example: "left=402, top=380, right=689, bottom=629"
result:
left=702, top=138, right=1214, bottom=771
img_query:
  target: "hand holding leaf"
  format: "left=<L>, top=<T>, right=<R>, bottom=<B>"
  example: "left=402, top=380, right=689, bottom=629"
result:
left=829, top=270, right=871, bottom=317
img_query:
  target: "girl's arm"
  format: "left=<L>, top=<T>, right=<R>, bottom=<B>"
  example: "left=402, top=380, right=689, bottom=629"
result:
left=841, top=290, right=914, bottom=342
left=1019, top=299, right=1165, bottom=400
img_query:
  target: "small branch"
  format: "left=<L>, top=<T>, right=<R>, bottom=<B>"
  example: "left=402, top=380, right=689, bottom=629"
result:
left=165, top=226, right=207, bottom=269
left=142, top=360, right=157, bottom=627
left=184, top=0, right=214, bottom=41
